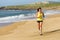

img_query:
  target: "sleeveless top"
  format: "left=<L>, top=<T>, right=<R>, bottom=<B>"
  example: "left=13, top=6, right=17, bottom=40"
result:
left=37, top=12, right=43, bottom=21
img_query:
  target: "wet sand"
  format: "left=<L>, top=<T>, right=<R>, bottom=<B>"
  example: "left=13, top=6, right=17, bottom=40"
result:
left=0, top=14, right=60, bottom=40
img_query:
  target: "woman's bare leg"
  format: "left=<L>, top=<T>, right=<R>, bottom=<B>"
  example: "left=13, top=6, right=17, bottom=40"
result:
left=40, top=22, right=43, bottom=35
left=38, top=23, right=40, bottom=30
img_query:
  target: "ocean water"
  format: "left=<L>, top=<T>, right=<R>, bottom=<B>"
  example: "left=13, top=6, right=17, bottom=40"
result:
left=0, top=10, right=60, bottom=23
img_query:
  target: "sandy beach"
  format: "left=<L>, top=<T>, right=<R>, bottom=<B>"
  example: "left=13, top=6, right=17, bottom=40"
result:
left=0, top=14, right=60, bottom=40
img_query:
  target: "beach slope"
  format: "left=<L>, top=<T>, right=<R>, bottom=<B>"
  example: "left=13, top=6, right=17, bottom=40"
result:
left=0, top=14, right=60, bottom=40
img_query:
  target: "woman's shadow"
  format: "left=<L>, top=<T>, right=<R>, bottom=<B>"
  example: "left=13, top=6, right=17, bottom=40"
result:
left=29, top=29, right=60, bottom=37
left=43, top=29, right=60, bottom=36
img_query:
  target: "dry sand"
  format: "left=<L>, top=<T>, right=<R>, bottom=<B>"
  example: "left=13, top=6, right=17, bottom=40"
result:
left=0, top=14, right=60, bottom=40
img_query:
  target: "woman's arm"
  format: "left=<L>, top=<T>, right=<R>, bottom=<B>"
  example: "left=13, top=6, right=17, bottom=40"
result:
left=42, top=12, right=45, bottom=18
left=36, top=12, right=40, bottom=18
left=36, top=12, right=38, bottom=18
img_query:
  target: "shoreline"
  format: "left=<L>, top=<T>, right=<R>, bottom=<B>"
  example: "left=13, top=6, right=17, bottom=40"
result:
left=0, top=13, right=60, bottom=28
left=0, top=13, right=60, bottom=27
left=0, top=22, right=13, bottom=27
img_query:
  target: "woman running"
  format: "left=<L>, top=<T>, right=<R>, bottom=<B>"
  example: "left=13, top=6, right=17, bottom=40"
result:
left=36, top=7, right=45, bottom=35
